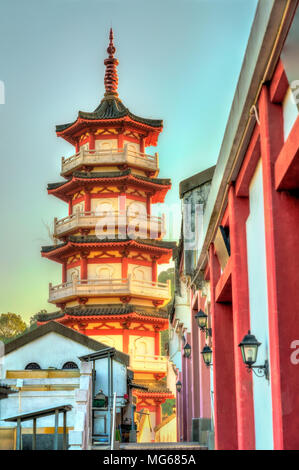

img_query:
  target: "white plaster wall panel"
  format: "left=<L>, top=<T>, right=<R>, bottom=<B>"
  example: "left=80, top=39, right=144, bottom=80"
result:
left=91, top=335, right=123, bottom=352
left=95, top=139, right=117, bottom=150
left=129, top=336, right=155, bottom=356
left=87, top=263, right=121, bottom=280
left=81, top=142, right=89, bottom=150
left=91, top=198, right=118, bottom=213
left=127, top=264, right=152, bottom=281
left=126, top=200, right=147, bottom=216
left=67, top=266, right=81, bottom=282
left=283, top=87, right=299, bottom=140
left=124, top=140, right=140, bottom=153
left=2, top=333, right=95, bottom=374
left=72, top=201, right=85, bottom=214
left=246, top=160, right=274, bottom=450
left=169, top=327, right=182, bottom=371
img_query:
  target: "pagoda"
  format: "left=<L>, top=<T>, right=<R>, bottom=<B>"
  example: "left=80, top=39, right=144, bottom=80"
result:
left=38, top=29, right=175, bottom=438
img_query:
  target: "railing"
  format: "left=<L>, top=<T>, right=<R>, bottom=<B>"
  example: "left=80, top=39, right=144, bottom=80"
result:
left=53, top=211, right=165, bottom=238
left=61, top=145, right=159, bottom=175
left=130, top=354, right=168, bottom=373
left=48, top=276, right=171, bottom=303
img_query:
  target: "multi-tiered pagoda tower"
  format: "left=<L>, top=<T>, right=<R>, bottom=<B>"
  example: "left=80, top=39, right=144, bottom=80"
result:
left=38, top=30, right=174, bottom=437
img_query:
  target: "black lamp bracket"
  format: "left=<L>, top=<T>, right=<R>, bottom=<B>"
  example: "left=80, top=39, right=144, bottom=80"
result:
left=247, top=360, right=269, bottom=380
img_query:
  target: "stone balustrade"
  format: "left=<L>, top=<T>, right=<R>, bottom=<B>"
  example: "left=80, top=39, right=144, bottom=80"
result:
left=61, top=145, right=158, bottom=175
left=48, top=277, right=171, bottom=303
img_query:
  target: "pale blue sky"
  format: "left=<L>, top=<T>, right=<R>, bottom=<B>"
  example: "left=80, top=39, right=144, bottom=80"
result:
left=0, top=0, right=258, bottom=320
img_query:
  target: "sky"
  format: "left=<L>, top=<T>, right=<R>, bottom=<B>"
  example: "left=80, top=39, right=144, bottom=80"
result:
left=0, top=0, right=258, bottom=321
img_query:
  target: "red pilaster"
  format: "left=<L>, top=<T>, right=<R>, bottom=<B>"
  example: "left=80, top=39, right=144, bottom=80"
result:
left=140, top=138, right=145, bottom=153
left=118, top=133, right=124, bottom=150
left=84, top=192, right=91, bottom=212
left=209, top=244, right=238, bottom=450
left=259, top=85, right=299, bottom=450
left=182, top=353, right=188, bottom=441
left=185, top=332, right=193, bottom=442
left=198, top=294, right=211, bottom=419
left=89, top=132, right=95, bottom=150
left=176, top=370, right=181, bottom=442
left=62, top=262, right=67, bottom=283
left=80, top=257, right=87, bottom=280
left=123, top=329, right=129, bottom=354
left=178, top=370, right=183, bottom=441
left=152, top=259, right=157, bottom=282
left=146, top=194, right=151, bottom=215
left=122, top=258, right=128, bottom=279
left=198, top=327, right=211, bottom=418
left=75, top=141, right=79, bottom=153
left=228, top=184, right=255, bottom=450
left=191, top=306, right=200, bottom=420
left=68, top=200, right=72, bottom=216
left=154, top=327, right=160, bottom=355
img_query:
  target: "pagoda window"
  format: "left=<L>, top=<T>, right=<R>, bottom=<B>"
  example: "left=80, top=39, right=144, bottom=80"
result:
left=94, top=200, right=115, bottom=215
left=126, top=142, right=140, bottom=154
left=124, top=141, right=140, bottom=153
left=134, top=338, right=148, bottom=356
left=81, top=142, right=89, bottom=151
left=25, top=363, right=41, bottom=370
left=96, top=265, right=114, bottom=279
left=132, top=266, right=145, bottom=281
left=72, top=202, right=84, bottom=214
left=62, top=361, right=78, bottom=370
left=95, top=139, right=117, bottom=151
left=127, top=201, right=146, bottom=217
left=68, top=268, right=80, bottom=282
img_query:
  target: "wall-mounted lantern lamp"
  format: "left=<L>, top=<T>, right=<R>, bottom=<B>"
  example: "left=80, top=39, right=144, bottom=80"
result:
left=195, top=309, right=208, bottom=330
left=238, top=331, right=269, bottom=380
left=183, top=343, right=191, bottom=359
left=195, top=309, right=212, bottom=337
left=176, top=381, right=182, bottom=393
left=201, top=344, right=212, bottom=367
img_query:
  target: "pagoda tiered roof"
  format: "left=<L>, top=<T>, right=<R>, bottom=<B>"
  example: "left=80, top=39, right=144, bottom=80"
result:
left=47, top=170, right=171, bottom=203
left=56, top=30, right=162, bottom=147
left=133, top=379, right=174, bottom=398
left=41, top=236, right=176, bottom=263
left=56, top=95, right=162, bottom=132
left=37, top=303, right=169, bottom=325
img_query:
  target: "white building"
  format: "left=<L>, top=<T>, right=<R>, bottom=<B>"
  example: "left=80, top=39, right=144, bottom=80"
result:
left=0, top=321, right=129, bottom=450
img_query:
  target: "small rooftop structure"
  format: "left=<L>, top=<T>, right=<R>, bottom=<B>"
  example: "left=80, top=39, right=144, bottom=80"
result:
left=179, top=166, right=215, bottom=199
left=4, top=404, right=72, bottom=450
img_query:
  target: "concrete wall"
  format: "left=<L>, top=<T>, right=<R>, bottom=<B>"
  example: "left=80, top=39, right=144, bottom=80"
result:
left=0, top=332, right=127, bottom=438
left=246, top=160, right=273, bottom=450
left=1, top=332, right=94, bottom=374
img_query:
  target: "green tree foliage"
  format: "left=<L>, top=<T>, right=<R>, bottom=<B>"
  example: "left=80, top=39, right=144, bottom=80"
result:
left=158, top=268, right=174, bottom=356
left=158, top=268, right=175, bottom=298
left=0, top=313, right=27, bottom=342
left=162, top=398, right=176, bottom=417
left=29, top=310, right=47, bottom=327
left=160, top=329, right=169, bottom=356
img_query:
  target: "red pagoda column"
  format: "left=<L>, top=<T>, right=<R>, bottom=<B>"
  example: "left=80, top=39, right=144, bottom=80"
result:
left=209, top=244, right=238, bottom=450
left=228, top=184, right=255, bottom=450
left=259, top=85, right=299, bottom=449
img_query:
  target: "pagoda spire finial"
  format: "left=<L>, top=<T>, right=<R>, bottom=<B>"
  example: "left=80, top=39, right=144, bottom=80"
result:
left=104, top=28, right=119, bottom=97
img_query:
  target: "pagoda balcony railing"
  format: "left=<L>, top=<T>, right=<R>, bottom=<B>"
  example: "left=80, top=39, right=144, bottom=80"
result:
left=130, top=354, right=168, bottom=373
left=61, top=145, right=159, bottom=176
left=53, top=211, right=165, bottom=238
left=48, top=276, right=171, bottom=303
